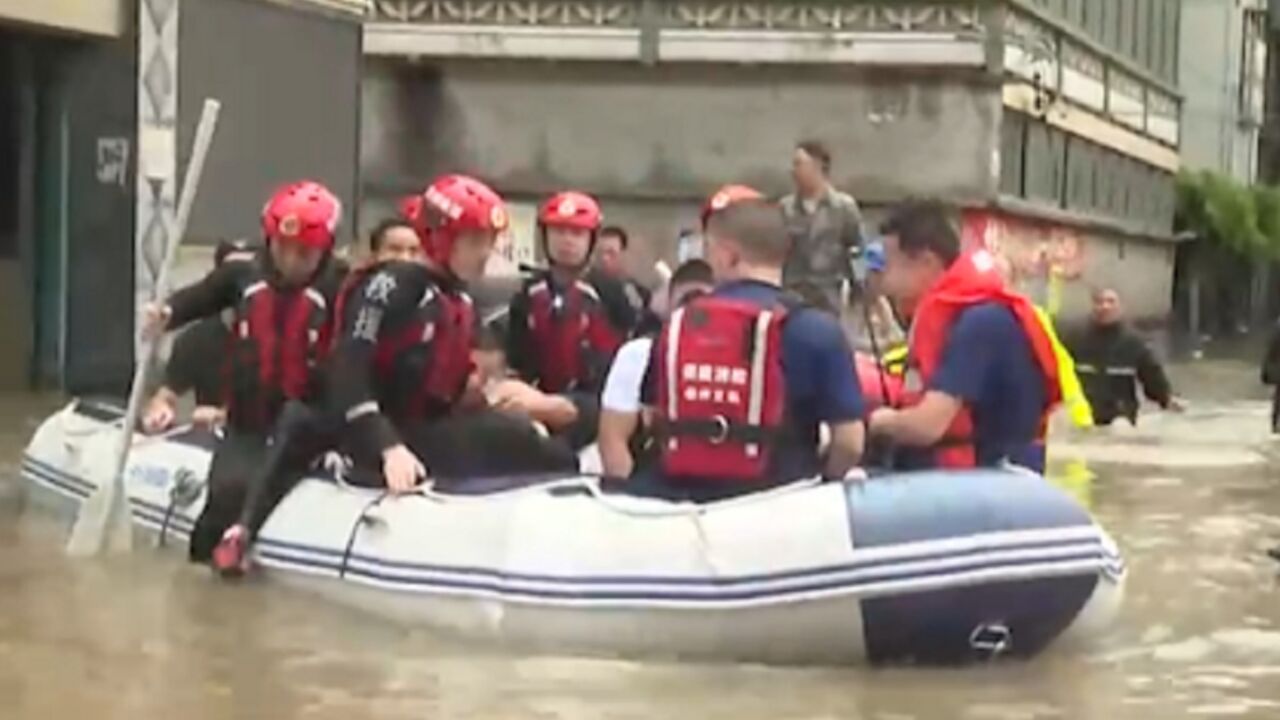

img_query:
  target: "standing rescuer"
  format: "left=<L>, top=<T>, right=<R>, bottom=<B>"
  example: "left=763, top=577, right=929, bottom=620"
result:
left=502, top=190, right=625, bottom=446
left=1064, top=287, right=1182, bottom=426
left=139, top=180, right=346, bottom=566
left=868, top=200, right=1061, bottom=473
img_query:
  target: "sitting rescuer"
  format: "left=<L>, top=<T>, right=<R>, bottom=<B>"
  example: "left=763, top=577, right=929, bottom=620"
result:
left=598, top=258, right=714, bottom=479
left=205, top=174, right=577, bottom=576
left=867, top=200, right=1062, bottom=473
left=631, top=192, right=867, bottom=502
left=143, top=238, right=255, bottom=433
left=501, top=191, right=625, bottom=449
left=139, top=181, right=346, bottom=565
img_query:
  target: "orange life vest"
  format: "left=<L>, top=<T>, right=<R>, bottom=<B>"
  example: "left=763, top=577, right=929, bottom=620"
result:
left=902, top=250, right=1061, bottom=468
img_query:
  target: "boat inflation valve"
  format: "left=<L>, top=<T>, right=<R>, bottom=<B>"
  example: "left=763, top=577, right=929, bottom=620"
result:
left=158, top=468, right=205, bottom=548
left=969, top=622, right=1012, bottom=660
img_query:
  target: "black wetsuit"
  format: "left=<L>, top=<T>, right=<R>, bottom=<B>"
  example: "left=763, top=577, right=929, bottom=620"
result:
left=233, top=261, right=577, bottom=541
left=507, top=269, right=629, bottom=449
left=164, top=250, right=345, bottom=561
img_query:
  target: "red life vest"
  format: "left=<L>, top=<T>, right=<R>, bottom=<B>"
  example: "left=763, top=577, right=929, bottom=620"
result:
left=525, top=276, right=621, bottom=393
left=334, top=265, right=475, bottom=421
left=903, top=250, right=1061, bottom=468
left=855, top=351, right=903, bottom=412
left=227, top=276, right=330, bottom=427
left=380, top=284, right=476, bottom=420
left=653, top=297, right=789, bottom=481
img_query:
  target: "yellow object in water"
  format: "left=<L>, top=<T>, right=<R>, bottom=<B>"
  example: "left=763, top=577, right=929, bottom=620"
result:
left=1031, top=305, right=1094, bottom=428
left=1048, top=457, right=1095, bottom=509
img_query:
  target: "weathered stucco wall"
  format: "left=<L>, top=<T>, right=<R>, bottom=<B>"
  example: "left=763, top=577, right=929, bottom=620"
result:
left=361, top=58, right=1000, bottom=208
left=359, top=56, right=1174, bottom=324
left=178, top=0, right=362, bottom=245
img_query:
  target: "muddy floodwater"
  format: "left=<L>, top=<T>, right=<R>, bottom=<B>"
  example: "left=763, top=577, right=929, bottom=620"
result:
left=5, top=359, right=1280, bottom=719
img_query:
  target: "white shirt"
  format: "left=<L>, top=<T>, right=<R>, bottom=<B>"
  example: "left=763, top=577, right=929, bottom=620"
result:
left=601, top=337, right=653, bottom=413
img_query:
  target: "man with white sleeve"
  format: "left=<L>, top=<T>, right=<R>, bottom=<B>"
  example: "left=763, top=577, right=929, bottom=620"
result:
left=598, top=259, right=714, bottom=478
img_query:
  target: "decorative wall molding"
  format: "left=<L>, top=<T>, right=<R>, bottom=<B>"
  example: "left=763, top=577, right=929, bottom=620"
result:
left=662, top=3, right=984, bottom=32
left=371, top=1, right=639, bottom=26
left=135, top=0, right=180, bottom=362
left=368, top=1, right=991, bottom=64
left=371, top=0, right=985, bottom=32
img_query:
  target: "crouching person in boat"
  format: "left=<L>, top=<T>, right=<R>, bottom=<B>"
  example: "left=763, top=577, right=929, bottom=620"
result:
left=867, top=200, right=1062, bottom=472
left=143, top=239, right=255, bottom=434
left=207, top=175, right=576, bottom=576
left=139, top=181, right=347, bottom=564
left=598, top=258, right=715, bottom=479
left=630, top=189, right=867, bottom=503
left=502, top=191, right=627, bottom=450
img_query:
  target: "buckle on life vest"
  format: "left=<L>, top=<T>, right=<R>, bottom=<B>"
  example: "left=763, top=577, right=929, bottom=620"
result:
left=707, top=415, right=730, bottom=445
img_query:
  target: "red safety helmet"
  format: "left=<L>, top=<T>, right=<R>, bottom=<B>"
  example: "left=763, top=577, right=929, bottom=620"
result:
left=261, top=180, right=342, bottom=250
left=538, top=190, right=602, bottom=268
left=538, top=191, right=602, bottom=232
left=403, top=174, right=508, bottom=269
left=701, top=184, right=765, bottom=229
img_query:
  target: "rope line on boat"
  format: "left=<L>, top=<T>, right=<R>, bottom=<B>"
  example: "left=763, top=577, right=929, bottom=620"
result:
left=339, top=492, right=389, bottom=579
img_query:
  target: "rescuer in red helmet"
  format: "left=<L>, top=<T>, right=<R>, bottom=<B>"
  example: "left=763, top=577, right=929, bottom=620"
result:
left=498, top=190, right=626, bottom=449
left=138, top=180, right=348, bottom=566
left=207, top=175, right=576, bottom=576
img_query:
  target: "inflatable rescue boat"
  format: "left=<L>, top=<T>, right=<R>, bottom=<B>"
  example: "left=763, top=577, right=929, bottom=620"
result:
left=22, top=399, right=1125, bottom=665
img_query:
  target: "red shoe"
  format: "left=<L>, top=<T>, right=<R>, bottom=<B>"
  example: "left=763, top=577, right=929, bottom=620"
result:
left=211, top=525, right=251, bottom=578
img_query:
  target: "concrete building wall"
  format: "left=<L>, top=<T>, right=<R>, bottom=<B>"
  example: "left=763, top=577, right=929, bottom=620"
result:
left=960, top=207, right=1174, bottom=325
left=61, top=33, right=137, bottom=394
left=1179, top=0, right=1266, bottom=180
left=0, top=0, right=124, bottom=38
left=178, top=0, right=362, bottom=246
left=361, top=58, right=1001, bottom=214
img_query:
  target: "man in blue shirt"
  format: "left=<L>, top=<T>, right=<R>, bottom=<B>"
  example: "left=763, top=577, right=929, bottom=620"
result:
left=636, top=192, right=866, bottom=502
left=868, top=201, right=1057, bottom=473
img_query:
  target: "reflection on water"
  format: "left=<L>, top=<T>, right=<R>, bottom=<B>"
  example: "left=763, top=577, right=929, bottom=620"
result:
left=5, top=361, right=1280, bottom=719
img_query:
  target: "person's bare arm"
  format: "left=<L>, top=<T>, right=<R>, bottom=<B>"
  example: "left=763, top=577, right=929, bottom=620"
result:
left=869, top=391, right=963, bottom=446
left=823, top=419, right=865, bottom=479
left=142, top=386, right=179, bottom=433
left=599, top=409, right=640, bottom=478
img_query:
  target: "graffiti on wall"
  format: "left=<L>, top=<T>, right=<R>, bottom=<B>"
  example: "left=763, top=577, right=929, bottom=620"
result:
left=961, top=209, right=1087, bottom=314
